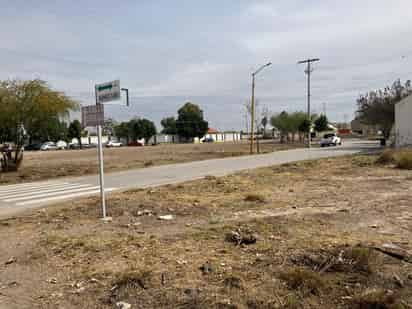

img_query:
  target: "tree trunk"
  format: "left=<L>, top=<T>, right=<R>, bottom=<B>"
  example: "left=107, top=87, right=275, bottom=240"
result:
left=1, top=146, right=23, bottom=172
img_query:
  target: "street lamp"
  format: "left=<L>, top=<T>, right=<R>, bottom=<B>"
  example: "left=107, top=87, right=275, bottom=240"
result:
left=250, top=62, right=272, bottom=154
left=121, top=88, right=129, bottom=106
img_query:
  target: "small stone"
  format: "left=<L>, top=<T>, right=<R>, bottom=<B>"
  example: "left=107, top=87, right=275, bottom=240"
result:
left=5, top=257, right=16, bottom=265
left=408, top=273, right=412, bottom=281
left=177, top=259, right=188, bottom=265
left=200, top=261, right=214, bottom=274
left=101, top=216, right=113, bottom=223
left=47, top=278, right=57, bottom=284
left=116, top=301, right=132, bottom=309
left=370, top=224, right=379, bottom=229
left=158, top=215, right=174, bottom=221
left=74, top=287, right=86, bottom=294
left=393, top=274, right=404, bottom=287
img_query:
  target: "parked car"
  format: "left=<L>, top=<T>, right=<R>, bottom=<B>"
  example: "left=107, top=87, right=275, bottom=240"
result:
left=25, top=143, right=42, bottom=151
left=128, top=140, right=144, bottom=147
left=40, top=142, right=58, bottom=151
left=69, top=142, right=81, bottom=149
left=320, top=133, right=342, bottom=147
left=106, top=141, right=123, bottom=148
left=56, top=140, right=67, bottom=150
left=202, top=137, right=214, bottom=143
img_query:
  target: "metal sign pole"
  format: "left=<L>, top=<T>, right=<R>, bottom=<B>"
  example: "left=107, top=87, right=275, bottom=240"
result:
left=97, top=124, right=106, bottom=218
left=95, top=87, right=107, bottom=218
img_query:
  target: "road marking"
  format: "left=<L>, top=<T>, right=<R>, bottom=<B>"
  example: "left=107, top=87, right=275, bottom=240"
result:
left=0, top=183, right=91, bottom=198
left=4, top=186, right=102, bottom=202
left=0, top=181, right=70, bottom=192
left=0, top=181, right=117, bottom=208
left=15, top=188, right=116, bottom=206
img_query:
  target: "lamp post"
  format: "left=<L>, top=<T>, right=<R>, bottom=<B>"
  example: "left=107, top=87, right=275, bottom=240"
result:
left=250, top=62, right=272, bottom=154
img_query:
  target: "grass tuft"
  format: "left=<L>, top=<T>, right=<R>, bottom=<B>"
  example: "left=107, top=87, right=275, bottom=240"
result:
left=376, top=150, right=396, bottom=165
left=396, top=151, right=412, bottom=170
left=352, top=289, right=403, bottom=309
left=244, top=194, right=266, bottom=203
left=279, top=268, right=325, bottom=295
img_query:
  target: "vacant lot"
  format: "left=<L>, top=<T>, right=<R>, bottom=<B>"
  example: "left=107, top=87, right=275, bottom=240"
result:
left=0, top=142, right=300, bottom=185
left=1, top=154, right=412, bottom=308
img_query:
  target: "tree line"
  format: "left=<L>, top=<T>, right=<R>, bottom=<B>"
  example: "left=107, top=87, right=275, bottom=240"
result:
left=270, top=111, right=329, bottom=143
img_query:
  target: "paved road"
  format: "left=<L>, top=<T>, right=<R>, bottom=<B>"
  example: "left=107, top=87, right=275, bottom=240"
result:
left=0, top=139, right=380, bottom=217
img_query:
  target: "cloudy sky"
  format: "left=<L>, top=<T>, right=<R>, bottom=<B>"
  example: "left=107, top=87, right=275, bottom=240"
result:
left=1, top=0, right=412, bottom=130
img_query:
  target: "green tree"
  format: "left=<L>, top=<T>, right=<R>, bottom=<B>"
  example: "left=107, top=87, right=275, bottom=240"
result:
left=357, top=79, right=412, bottom=139
left=176, top=102, right=208, bottom=140
left=27, top=116, right=68, bottom=143
left=271, top=111, right=291, bottom=143
left=0, top=79, right=78, bottom=172
left=67, top=120, right=83, bottom=148
left=298, top=118, right=311, bottom=141
left=314, top=114, right=329, bottom=132
left=161, top=117, right=177, bottom=134
left=128, top=118, right=157, bottom=143
left=114, top=122, right=130, bottom=143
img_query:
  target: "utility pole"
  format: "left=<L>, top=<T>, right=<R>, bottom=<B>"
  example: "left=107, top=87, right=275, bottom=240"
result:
left=250, top=62, right=272, bottom=154
left=298, top=58, right=320, bottom=148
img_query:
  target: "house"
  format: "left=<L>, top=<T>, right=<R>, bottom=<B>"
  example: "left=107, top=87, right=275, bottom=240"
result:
left=395, top=95, right=412, bottom=147
left=148, top=134, right=180, bottom=144
left=194, top=128, right=242, bottom=143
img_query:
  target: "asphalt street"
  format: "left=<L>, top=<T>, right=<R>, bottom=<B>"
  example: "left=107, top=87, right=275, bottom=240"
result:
left=0, top=139, right=380, bottom=218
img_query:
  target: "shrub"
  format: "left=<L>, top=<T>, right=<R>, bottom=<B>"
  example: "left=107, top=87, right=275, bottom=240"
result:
left=376, top=150, right=396, bottom=165
left=352, top=289, right=402, bottom=309
left=396, top=152, right=412, bottom=170
left=279, top=268, right=325, bottom=295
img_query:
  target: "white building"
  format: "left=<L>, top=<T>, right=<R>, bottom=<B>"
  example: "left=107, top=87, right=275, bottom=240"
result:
left=395, top=95, right=412, bottom=147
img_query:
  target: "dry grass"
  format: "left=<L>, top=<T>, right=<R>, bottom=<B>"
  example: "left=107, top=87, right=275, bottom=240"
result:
left=279, top=268, right=326, bottom=296
left=352, top=289, right=404, bottom=309
left=244, top=193, right=266, bottom=203
left=1, top=154, right=412, bottom=308
left=376, top=148, right=412, bottom=170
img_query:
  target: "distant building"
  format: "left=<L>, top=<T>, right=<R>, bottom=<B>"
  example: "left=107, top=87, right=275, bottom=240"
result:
left=395, top=95, right=412, bottom=147
left=350, top=117, right=380, bottom=136
left=195, top=128, right=241, bottom=143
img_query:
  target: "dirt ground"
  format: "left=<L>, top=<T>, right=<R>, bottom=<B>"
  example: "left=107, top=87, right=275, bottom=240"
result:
left=0, top=141, right=300, bottom=185
left=1, top=154, right=412, bottom=308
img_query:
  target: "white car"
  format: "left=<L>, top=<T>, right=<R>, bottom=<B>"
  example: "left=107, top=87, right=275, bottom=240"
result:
left=320, top=133, right=342, bottom=147
left=40, top=142, right=58, bottom=151
left=56, top=140, right=67, bottom=150
left=106, top=141, right=123, bottom=148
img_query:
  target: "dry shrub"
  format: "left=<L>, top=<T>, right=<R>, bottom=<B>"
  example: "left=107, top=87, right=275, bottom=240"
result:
left=144, top=160, right=154, bottom=167
left=376, top=150, right=396, bottom=165
left=112, top=269, right=153, bottom=290
left=396, top=151, right=412, bottom=170
left=279, top=268, right=325, bottom=295
left=351, top=289, right=403, bottom=309
left=244, top=194, right=266, bottom=203
left=293, top=246, right=375, bottom=274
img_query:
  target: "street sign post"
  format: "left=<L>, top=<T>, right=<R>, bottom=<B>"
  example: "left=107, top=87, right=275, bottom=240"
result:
left=81, top=105, right=104, bottom=127
left=94, top=79, right=122, bottom=219
left=95, top=80, right=121, bottom=104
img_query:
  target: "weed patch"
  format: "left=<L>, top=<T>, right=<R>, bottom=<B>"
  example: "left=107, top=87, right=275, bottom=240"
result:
left=279, top=268, right=325, bottom=295
left=244, top=193, right=266, bottom=203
